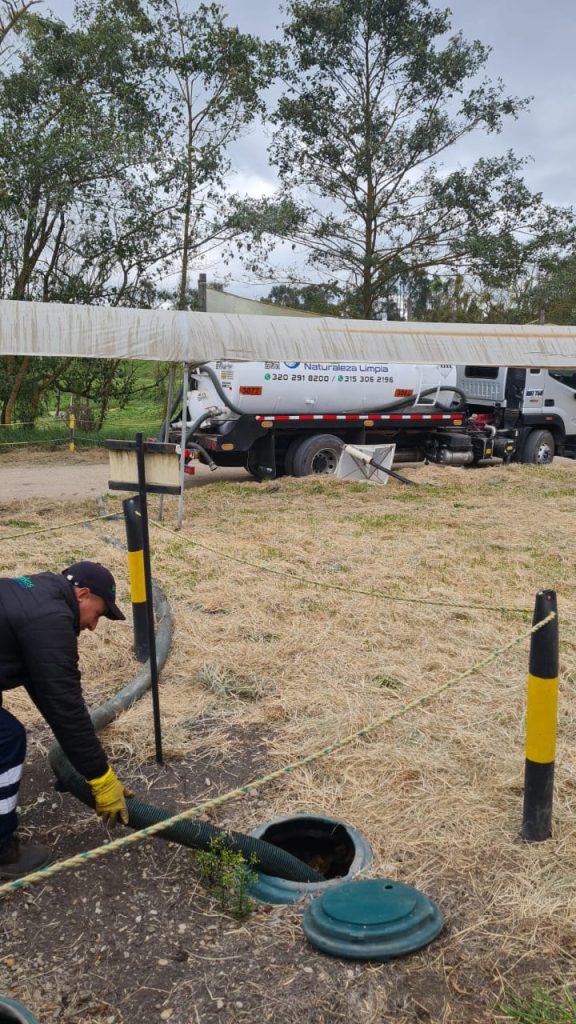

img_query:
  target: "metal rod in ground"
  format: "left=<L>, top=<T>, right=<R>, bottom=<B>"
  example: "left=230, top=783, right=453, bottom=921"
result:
left=342, top=443, right=416, bottom=485
left=176, top=363, right=188, bottom=531
left=521, top=589, right=558, bottom=841
left=366, top=457, right=416, bottom=486
left=158, top=364, right=176, bottom=523
left=135, top=432, right=163, bottom=764
left=123, top=496, right=148, bottom=663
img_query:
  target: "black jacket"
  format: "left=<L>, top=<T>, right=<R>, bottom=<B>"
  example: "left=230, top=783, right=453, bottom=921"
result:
left=0, top=572, right=108, bottom=779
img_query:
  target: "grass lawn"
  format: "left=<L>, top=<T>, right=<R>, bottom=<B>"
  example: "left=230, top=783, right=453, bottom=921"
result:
left=0, top=460, right=575, bottom=1023
left=0, top=360, right=167, bottom=450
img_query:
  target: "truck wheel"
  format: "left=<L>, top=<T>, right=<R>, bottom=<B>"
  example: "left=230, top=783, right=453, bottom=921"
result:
left=283, top=437, right=303, bottom=477
left=520, top=429, right=555, bottom=465
left=292, top=434, right=343, bottom=477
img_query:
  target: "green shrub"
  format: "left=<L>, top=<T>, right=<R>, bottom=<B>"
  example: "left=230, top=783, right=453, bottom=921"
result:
left=195, top=834, right=258, bottom=920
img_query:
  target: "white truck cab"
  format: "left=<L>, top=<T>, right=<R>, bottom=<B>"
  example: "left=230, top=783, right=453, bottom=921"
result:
left=456, top=365, right=576, bottom=463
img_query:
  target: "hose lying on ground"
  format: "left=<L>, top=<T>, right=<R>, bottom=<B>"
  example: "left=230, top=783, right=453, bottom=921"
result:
left=48, top=583, right=321, bottom=884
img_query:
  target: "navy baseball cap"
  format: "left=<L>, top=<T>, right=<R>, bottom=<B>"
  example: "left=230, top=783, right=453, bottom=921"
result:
left=62, top=561, right=126, bottom=621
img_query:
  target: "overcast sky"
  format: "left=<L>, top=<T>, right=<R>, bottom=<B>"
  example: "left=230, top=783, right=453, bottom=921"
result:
left=40, top=0, right=576, bottom=294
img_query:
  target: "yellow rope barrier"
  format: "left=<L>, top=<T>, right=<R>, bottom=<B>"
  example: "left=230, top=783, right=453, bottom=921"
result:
left=0, top=437, right=70, bottom=447
left=0, top=613, right=554, bottom=899
left=0, top=512, right=120, bottom=543
left=149, top=517, right=531, bottom=616
left=0, top=509, right=531, bottom=615
left=0, top=504, right=530, bottom=616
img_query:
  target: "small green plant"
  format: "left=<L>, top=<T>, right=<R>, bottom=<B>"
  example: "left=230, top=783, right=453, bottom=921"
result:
left=260, top=545, right=283, bottom=559
left=195, top=834, right=258, bottom=920
left=501, top=986, right=576, bottom=1023
left=373, top=673, right=403, bottom=690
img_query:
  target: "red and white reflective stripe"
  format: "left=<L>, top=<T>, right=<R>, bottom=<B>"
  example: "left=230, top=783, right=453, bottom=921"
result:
left=255, top=413, right=460, bottom=423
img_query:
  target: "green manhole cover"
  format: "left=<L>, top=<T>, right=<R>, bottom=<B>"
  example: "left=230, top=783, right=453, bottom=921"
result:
left=302, top=878, right=443, bottom=961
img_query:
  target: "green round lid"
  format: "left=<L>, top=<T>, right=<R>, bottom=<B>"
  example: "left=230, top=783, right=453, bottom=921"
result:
left=302, top=878, right=443, bottom=961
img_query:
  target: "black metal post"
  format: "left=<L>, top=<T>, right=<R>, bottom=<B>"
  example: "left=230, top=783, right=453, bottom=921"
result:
left=135, top=432, right=163, bottom=764
left=123, top=496, right=149, bottom=663
left=521, top=590, right=558, bottom=841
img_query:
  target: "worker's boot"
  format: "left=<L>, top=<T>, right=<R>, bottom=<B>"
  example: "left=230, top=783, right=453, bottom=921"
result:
left=0, top=835, right=53, bottom=880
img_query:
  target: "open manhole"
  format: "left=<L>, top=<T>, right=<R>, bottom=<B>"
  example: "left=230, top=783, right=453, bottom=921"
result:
left=250, top=813, right=372, bottom=904
left=0, top=998, right=38, bottom=1024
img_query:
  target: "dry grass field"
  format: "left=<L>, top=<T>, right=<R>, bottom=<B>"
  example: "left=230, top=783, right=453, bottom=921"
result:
left=0, top=456, right=575, bottom=1023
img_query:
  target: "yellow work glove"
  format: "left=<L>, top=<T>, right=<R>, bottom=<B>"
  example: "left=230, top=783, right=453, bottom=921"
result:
left=87, top=767, right=134, bottom=828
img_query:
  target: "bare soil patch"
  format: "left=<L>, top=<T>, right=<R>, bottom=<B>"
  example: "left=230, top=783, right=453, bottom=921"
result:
left=0, top=458, right=575, bottom=1023
left=0, top=446, right=248, bottom=500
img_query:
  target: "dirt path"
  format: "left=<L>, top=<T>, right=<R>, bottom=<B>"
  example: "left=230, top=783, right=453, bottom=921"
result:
left=0, top=456, right=249, bottom=500
left=1, top=460, right=111, bottom=500
left=2, top=447, right=572, bottom=501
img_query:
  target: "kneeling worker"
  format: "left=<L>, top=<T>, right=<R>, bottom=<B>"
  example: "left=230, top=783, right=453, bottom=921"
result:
left=0, top=561, right=134, bottom=880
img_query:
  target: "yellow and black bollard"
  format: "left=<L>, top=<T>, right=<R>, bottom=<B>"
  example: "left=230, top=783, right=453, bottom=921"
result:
left=123, top=496, right=149, bottom=663
left=521, top=589, right=559, bottom=842
left=68, top=412, right=75, bottom=452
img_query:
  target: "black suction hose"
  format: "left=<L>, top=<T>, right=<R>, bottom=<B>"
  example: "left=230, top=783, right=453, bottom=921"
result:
left=51, top=759, right=321, bottom=880
left=183, top=440, right=218, bottom=471
left=196, top=364, right=245, bottom=416
left=369, top=384, right=468, bottom=414
left=48, top=584, right=321, bottom=884
left=182, top=411, right=219, bottom=469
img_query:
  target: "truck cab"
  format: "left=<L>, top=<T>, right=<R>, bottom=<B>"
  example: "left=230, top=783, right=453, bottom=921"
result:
left=456, top=365, right=576, bottom=463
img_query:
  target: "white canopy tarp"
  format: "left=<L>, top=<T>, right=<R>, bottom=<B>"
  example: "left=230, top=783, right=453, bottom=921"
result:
left=2, top=298, right=576, bottom=367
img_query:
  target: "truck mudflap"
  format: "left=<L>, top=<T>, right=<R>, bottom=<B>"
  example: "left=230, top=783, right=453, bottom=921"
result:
left=246, top=432, right=276, bottom=480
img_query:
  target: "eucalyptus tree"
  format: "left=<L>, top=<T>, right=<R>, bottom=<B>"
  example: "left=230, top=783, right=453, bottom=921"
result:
left=260, top=0, right=571, bottom=319
left=142, top=0, right=278, bottom=310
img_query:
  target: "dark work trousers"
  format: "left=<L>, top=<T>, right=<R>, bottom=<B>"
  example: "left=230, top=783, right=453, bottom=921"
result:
left=0, top=707, right=26, bottom=848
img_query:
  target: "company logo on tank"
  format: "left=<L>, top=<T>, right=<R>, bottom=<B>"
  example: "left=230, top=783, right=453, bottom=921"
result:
left=294, top=363, right=390, bottom=373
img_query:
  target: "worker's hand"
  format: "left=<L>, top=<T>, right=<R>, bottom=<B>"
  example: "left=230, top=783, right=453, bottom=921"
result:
left=87, top=767, right=134, bottom=828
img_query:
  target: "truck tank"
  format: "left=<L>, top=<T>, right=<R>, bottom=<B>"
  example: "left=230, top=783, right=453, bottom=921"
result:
left=187, top=361, right=458, bottom=419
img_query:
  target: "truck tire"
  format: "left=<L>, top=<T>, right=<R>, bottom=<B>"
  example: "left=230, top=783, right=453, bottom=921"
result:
left=520, top=429, right=555, bottom=465
left=292, top=434, right=343, bottom=477
left=283, top=437, right=303, bottom=477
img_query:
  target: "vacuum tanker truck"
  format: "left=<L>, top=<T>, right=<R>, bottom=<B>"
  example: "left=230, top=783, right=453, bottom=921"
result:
left=170, top=360, right=576, bottom=479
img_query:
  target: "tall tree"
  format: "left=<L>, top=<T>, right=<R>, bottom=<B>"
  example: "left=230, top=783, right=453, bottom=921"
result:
left=0, top=3, right=160, bottom=302
left=263, top=281, right=343, bottom=315
left=258, top=0, right=572, bottom=319
left=144, top=0, right=278, bottom=309
left=511, top=255, right=576, bottom=325
left=0, top=2, right=163, bottom=420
